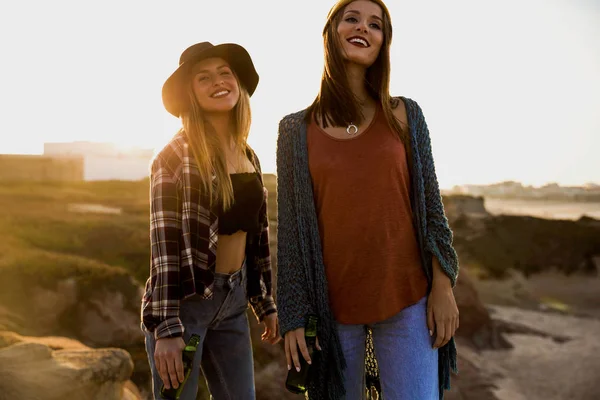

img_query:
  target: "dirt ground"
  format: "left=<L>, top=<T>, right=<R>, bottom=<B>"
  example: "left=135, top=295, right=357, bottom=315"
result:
left=484, top=305, right=600, bottom=400
left=469, top=272, right=600, bottom=400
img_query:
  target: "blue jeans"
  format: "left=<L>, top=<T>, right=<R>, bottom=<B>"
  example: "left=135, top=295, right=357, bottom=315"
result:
left=337, top=296, right=438, bottom=400
left=143, top=267, right=255, bottom=400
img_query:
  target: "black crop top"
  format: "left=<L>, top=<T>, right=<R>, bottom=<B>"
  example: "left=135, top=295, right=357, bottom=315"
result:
left=218, top=172, right=264, bottom=235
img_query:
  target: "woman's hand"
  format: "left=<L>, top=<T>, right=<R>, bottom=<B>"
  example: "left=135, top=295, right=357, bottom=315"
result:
left=284, top=328, right=321, bottom=372
left=154, top=336, right=186, bottom=389
left=261, top=312, right=282, bottom=345
left=427, top=278, right=459, bottom=349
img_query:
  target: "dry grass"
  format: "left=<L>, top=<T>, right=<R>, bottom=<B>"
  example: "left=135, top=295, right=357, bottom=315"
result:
left=0, top=180, right=153, bottom=336
left=0, top=175, right=278, bottom=326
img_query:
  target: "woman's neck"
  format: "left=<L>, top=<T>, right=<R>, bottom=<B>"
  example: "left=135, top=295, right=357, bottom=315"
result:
left=346, top=63, right=375, bottom=109
left=206, top=112, right=235, bottom=145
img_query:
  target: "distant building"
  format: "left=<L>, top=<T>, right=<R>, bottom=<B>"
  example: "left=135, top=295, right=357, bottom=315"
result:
left=43, top=141, right=154, bottom=181
left=443, top=194, right=489, bottom=221
left=0, top=154, right=83, bottom=182
left=447, top=180, right=600, bottom=201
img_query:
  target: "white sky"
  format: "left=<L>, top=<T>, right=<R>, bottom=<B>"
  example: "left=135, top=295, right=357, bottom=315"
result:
left=0, top=0, right=598, bottom=188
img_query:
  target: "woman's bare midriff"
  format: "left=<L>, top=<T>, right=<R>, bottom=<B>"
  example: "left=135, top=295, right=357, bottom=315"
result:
left=215, top=230, right=248, bottom=274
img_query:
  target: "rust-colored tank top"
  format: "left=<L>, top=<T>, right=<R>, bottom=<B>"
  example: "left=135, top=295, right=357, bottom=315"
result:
left=307, top=106, right=428, bottom=324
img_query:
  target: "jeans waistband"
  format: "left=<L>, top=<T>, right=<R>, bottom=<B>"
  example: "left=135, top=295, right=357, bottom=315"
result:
left=213, top=259, right=246, bottom=289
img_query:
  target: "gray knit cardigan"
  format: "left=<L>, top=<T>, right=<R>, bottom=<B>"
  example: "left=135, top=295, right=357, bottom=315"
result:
left=275, top=96, right=459, bottom=400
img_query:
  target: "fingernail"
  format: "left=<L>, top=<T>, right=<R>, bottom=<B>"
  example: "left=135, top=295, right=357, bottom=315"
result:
left=287, top=364, right=291, bottom=371
left=429, top=330, right=433, bottom=336
left=307, top=360, right=312, bottom=365
left=296, top=366, right=301, bottom=372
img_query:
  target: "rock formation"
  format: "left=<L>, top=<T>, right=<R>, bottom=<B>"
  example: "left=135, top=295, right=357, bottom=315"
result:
left=0, top=331, right=141, bottom=400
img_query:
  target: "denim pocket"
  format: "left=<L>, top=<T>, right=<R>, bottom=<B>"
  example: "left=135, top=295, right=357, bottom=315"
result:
left=180, top=294, right=222, bottom=328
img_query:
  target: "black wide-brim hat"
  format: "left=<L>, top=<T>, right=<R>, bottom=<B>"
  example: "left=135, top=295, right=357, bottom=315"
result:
left=162, top=42, right=259, bottom=117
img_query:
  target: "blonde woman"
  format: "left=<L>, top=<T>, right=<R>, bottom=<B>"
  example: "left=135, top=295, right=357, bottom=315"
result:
left=140, top=42, right=280, bottom=400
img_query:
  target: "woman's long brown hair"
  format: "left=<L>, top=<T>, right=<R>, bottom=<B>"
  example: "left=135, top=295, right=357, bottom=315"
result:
left=306, top=0, right=408, bottom=145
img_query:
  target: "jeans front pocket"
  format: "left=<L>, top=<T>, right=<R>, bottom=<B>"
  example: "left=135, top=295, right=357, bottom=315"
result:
left=179, top=293, right=223, bottom=330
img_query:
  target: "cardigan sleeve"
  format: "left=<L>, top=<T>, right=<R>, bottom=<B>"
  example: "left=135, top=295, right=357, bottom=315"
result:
left=275, top=116, right=315, bottom=337
left=413, top=101, right=459, bottom=286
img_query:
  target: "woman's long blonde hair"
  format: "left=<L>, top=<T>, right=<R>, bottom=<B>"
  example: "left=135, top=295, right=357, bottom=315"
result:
left=180, top=77, right=251, bottom=211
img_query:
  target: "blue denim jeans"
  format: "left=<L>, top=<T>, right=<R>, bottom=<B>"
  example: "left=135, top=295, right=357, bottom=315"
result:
left=337, top=296, right=439, bottom=400
left=143, top=266, right=255, bottom=400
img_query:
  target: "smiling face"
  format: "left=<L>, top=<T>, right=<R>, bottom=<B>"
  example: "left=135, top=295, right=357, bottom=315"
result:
left=190, top=57, right=240, bottom=113
left=336, top=0, right=384, bottom=68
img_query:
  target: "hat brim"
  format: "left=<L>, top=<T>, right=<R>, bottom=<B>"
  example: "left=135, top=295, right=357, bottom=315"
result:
left=162, top=43, right=259, bottom=117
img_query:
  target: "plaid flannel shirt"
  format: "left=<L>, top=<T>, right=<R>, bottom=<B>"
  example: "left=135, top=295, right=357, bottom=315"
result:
left=141, top=131, right=276, bottom=339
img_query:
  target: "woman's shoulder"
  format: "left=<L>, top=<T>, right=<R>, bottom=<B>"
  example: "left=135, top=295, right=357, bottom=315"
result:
left=390, top=96, right=429, bottom=129
left=391, top=95, right=421, bottom=113
left=150, top=130, right=187, bottom=176
left=278, top=108, right=308, bottom=133
left=389, top=96, right=408, bottom=125
left=245, top=145, right=263, bottom=173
